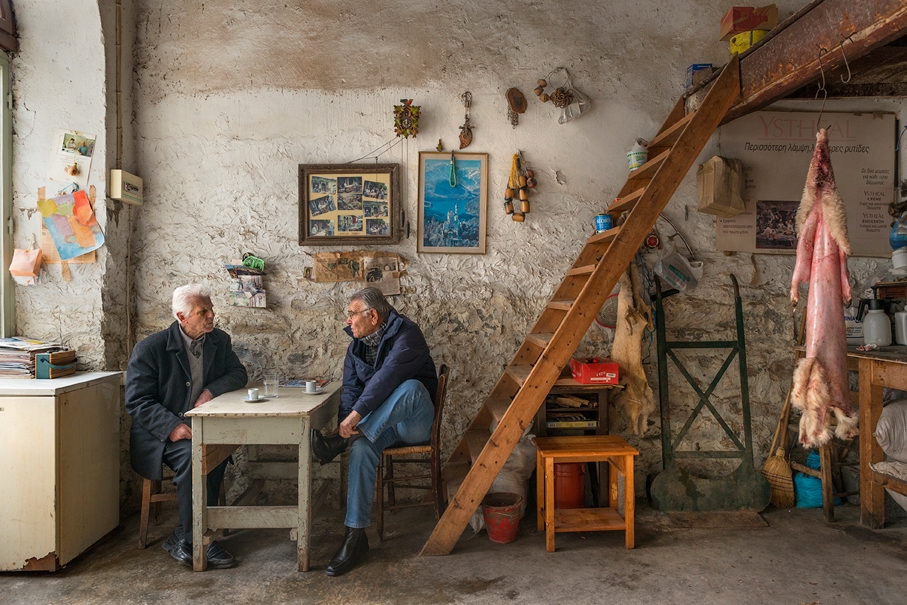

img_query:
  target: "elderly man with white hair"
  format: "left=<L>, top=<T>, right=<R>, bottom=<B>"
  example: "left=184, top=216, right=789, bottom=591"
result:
left=126, top=284, right=248, bottom=568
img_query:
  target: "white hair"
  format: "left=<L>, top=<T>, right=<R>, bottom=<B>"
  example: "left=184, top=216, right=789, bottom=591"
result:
left=172, top=284, right=212, bottom=319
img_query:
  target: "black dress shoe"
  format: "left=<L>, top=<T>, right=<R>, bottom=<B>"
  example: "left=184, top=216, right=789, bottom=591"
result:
left=162, top=533, right=236, bottom=569
left=325, top=526, right=369, bottom=576
left=312, top=429, right=349, bottom=465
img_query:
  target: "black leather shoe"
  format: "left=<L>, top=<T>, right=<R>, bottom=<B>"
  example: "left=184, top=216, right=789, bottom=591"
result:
left=205, top=541, right=237, bottom=569
left=312, top=429, right=349, bottom=465
left=162, top=533, right=236, bottom=569
left=325, top=527, right=368, bottom=576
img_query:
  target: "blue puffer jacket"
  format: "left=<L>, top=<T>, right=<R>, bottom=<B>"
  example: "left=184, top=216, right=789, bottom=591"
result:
left=341, top=309, right=438, bottom=420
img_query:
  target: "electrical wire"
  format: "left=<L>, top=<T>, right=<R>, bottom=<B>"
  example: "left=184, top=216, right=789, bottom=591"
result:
left=347, top=136, right=403, bottom=164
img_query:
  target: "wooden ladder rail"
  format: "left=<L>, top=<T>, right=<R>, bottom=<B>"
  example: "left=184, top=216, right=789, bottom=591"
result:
left=421, top=55, right=741, bottom=556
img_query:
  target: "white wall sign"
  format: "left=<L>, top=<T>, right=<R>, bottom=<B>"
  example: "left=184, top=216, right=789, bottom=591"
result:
left=715, top=111, right=895, bottom=258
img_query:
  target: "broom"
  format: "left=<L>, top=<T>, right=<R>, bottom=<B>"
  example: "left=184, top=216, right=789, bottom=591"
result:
left=762, top=385, right=795, bottom=507
left=761, top=312, right=805, bottom=508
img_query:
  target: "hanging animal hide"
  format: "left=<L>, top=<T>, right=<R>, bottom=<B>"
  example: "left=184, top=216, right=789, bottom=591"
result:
left=790, top=128, right=857, bottom=447
left=610, top=263, right=656, bottom=435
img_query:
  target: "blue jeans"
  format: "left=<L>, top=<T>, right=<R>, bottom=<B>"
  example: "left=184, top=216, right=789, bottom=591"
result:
left=345, top=379, right=435, bottom=528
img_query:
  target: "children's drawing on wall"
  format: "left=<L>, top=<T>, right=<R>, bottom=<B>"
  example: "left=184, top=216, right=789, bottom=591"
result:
left=48, top=129, right=96, bottom=193
left=37, top=190, right=105, bottom=260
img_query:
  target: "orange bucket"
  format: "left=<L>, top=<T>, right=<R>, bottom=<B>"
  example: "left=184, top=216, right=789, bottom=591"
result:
left=554, top=462, right=586, bottom=509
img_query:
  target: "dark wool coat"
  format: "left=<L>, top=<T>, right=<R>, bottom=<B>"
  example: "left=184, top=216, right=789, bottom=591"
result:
left=341, top=309, right=437, bottom=420
left=125, top=321, right=248, bottom=480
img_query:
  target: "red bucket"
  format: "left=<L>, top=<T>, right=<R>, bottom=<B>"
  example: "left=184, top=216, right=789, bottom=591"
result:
left=554, top=462, right=586, bottom=509
left=482, top=492, right=523, bottom=544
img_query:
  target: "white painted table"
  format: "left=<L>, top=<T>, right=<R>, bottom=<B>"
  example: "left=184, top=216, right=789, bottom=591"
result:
left=185, top=382, right=341, bottom=571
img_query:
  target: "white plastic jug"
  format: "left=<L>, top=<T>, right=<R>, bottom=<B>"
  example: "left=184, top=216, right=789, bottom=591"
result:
left=860, top=299, right=892, bottom=347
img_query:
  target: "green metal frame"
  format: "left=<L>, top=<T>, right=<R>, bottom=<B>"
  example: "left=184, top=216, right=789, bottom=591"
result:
left=651, top=274, right=769, bottom=511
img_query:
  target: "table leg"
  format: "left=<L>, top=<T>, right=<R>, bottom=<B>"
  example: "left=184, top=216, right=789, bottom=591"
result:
left=609, top=459, right=619, bottom=510
left=859, top=358, right=885, bottom=529
left=545, top=456, right=555, bottom=553
left=536, top=450, right=544, bottom=532
left=622, top=455, right=634, bottom=549
left=298, top=417, right=312, bottom=572
left=192, top=420, right=208, bottom=571
left=819, top=442, right=835, bottom=522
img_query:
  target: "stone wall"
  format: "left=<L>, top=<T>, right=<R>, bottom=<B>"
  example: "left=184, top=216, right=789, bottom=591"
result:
left=10, top=1, right=907, bottom=510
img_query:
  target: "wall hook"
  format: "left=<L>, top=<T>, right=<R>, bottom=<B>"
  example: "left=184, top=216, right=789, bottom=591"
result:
left=839, top=36, right=852, bottom=83
left=815, top=47, right=829, bottom=133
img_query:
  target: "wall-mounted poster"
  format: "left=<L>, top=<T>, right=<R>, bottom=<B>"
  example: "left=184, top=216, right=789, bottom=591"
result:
left=417, top=151, right=488, bottom=254
left=715, top=110, right=895, bottom=257
left=298, top=164, right=400, bottom=245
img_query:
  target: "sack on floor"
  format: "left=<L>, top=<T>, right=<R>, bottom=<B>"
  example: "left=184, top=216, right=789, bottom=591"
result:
left=469, top=433, right=537, bottom=533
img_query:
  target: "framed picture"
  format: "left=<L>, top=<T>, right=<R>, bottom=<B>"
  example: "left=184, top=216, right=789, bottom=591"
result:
left=299, top=163, right=400, bottom=245
left=417, top=152, right=488, bottom=254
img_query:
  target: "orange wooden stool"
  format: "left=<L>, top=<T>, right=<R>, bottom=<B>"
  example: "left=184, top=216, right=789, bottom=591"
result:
left=533, top=435, right=639, bottom=552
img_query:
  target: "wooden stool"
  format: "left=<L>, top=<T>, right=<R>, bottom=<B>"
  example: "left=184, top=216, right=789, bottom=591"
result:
left=533, top=435, right=639, bottom=552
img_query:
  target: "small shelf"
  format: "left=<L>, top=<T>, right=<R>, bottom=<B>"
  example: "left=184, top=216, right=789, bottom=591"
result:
left=552, top=507, right=626, bottom=532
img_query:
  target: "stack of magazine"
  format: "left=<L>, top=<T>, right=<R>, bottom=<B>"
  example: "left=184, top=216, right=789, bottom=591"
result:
left=0, top=337, right=70, bottom=379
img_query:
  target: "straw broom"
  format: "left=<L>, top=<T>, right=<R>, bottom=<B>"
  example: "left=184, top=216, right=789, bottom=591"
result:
left=761, top=312, right=806, bottom=508
left=762, top=384, right=795, bottom=507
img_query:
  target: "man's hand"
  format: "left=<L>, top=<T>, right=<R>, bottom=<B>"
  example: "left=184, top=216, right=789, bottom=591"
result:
left=168, top=423, right=192, bottom=442
left=193, top=389, right=213, bottom=408
left=338, top=411, right=362, bottom=439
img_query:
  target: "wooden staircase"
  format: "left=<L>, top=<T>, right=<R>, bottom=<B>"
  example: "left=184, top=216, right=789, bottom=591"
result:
left=421, top=55, right=742, bottom=556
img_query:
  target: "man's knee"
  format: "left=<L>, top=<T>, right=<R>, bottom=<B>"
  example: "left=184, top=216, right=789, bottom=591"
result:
left=163, top=438, right=192, bottom=474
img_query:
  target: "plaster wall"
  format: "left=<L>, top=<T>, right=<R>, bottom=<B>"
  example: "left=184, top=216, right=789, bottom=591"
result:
left=9, top=0, right=907, bottom=508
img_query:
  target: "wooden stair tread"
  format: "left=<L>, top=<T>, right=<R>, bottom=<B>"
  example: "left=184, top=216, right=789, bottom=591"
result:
left=547, top=300, right=574, bottom=311
left=485, top=396, right=512, bottom=423
left=565, top=265, right=595, bottom=277
left=588, top=224, right=621, bottom=245
left=648, top=111, right=694, bottom=150
left=625, top=148, right=668, bottom=181
left=608, top=188, right=645, bottom=217
left=464, top=429, right=489, bottom=463
left=526, top=332, right=554, bottom=348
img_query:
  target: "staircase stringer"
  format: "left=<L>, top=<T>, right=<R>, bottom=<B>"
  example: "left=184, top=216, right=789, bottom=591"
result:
left=422, top=56, right=741, bottom=557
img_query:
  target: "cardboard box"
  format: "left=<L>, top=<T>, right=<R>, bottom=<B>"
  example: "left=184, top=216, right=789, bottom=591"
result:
left=729, top=29, right=767, bottom=54
left=686, top=64, right=713, bottom=90
left=697, top=155, right=746, bottom=218
left=719, top=4, right=778, bottom=41
left=569, top=357, right=619, bottom=385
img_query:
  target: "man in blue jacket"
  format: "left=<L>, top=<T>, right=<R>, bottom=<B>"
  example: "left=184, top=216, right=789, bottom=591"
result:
left=126, top=284, right=248, bottom=568
left=312, top=287, right=437, bottom=576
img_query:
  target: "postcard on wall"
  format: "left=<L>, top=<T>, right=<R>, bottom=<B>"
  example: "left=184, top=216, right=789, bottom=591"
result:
left=37, top=189, right=105, bottom=260
left=229, top=275, right=266, bottom=308
left=313, top=251, right=366, bottom=282
left=47, top=129, right=96, bottom=192
left=363, top=255, right=401, bottom=295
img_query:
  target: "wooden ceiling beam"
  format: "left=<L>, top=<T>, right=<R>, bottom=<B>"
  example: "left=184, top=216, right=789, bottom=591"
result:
left=686, top=0, right=907, bottom=123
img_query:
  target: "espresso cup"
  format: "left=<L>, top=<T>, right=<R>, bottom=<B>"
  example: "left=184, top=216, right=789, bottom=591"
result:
left=248, top=388, right=259, bottom=400
left=305, top=380, right=318, bottom=393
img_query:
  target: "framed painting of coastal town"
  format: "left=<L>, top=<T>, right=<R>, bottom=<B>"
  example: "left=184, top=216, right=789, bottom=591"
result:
left=417, top=152, right=488, bottom=254
left=299, top=163, right=400, bottom=246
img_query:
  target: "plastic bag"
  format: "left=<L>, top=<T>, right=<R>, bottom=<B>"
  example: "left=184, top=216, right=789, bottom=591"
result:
left=9, top=247, right=43, bottom=277
left=546, top=67, right=591, bottom=124
left=653, top=241, right=702, bottom=292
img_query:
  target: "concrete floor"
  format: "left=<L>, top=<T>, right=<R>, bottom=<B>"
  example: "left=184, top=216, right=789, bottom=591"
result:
left=2, top=500, right=906, bottom=605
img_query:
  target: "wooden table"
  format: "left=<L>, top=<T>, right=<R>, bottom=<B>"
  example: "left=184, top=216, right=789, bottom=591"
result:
left=185, top=382, right=341, bottom=571
left=533, top=435, right=639, bottom=552
left=849, top=347, right=907, bottom=529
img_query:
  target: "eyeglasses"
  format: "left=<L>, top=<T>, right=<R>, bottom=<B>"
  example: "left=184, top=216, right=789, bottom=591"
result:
left=346, top=307, right=371, bottom=319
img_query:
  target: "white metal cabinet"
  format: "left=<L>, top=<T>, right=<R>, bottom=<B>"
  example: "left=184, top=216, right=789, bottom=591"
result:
left=0, top=372, right=121, bottom=571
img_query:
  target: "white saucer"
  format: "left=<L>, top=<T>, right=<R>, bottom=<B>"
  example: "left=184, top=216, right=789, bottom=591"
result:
left=302, top=388, right=325, bottom=395
left=243, top=397, right=266, bottom=402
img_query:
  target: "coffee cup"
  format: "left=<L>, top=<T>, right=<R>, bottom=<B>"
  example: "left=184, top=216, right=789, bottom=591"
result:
left=248, top=388, right=259, bottom=400
left=305, top=380, right=318, bottom=393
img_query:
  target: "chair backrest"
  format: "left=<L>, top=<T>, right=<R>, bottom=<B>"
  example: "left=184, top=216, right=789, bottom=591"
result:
left=430, top=364, right=449, bottom=453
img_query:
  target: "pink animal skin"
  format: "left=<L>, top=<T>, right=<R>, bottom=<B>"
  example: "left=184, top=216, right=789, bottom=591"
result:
left=789, top=128, right=857, bottom=448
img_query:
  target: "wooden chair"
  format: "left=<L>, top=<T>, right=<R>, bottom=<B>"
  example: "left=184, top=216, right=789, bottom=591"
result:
left=138, top=474, right=178, bottom=549
left=138, top=469, right=227, bottom=548
left=376, top=364, right=449, bottom=541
